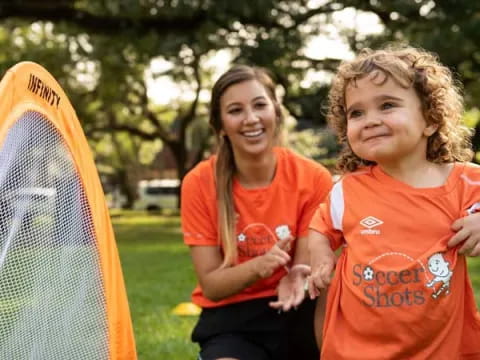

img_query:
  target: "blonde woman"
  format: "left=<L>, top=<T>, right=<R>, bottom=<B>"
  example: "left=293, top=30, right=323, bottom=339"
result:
left=181, top=65, right=332, bottom=360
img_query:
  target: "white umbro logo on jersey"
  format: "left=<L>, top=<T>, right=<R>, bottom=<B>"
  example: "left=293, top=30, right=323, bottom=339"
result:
left=360, top=216, right=383, bottom=235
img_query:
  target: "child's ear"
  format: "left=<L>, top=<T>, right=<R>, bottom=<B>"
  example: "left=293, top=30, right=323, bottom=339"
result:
left=424, top=123, right=439, bottom=137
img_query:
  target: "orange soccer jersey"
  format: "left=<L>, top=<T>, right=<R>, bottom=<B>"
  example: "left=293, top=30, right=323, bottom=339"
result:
left=310, top=164, right=480, bottom=360
left=182, top=147, right=332, bottom=308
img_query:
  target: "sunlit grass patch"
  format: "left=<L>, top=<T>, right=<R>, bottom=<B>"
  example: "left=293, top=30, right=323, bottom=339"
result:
left=113, top=211, right=198, bottom=360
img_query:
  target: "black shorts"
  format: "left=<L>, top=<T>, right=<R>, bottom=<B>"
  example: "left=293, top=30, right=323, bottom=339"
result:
left=192, top=297, right=319, bottom=360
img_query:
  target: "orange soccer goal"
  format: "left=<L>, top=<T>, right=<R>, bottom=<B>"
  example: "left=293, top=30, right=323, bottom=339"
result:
left=0, top=62, right=136, bottom=359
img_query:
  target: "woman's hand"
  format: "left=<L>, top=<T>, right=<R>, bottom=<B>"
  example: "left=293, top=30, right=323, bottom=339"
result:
left=253, top=236, right=291, bottom=278
left=269, top=264, right=311, bottom=311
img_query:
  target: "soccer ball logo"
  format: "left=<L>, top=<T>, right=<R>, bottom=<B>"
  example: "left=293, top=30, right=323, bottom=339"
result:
left=363, top=266, right=374, bottom=281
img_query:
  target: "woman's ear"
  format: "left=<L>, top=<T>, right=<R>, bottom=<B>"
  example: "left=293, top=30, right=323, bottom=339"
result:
left=424, top=123, right=439, bottom=137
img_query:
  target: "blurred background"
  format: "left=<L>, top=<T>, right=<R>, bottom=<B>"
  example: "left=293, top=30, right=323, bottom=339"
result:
left=2, top=0, right=479, bottom=209
left=1, top=0, right=479, bottom=358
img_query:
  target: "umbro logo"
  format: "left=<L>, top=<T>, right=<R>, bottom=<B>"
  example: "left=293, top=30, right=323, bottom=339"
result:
left=360, top=216, right=383, bottom=235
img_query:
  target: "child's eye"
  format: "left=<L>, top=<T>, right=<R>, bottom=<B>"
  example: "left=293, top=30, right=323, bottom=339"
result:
left=381, top=102, right=395, bottom=110
left=254, top=102, right=267, bottom=109
left=348, top=110, right=362, bottom=119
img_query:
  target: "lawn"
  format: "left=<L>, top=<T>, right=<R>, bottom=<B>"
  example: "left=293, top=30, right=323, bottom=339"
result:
left=113, top=211, right=480, bottom=359
left=112, top=211, right=199, bottom=360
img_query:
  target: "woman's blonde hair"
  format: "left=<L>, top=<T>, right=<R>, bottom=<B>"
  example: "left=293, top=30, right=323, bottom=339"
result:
left=327, top=45, right=473, bottom=173
left=209, top=65, right=283, bottom=266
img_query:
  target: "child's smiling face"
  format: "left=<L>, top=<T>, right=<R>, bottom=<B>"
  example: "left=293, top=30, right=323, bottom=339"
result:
left=345, top=71, right=438, bottom=169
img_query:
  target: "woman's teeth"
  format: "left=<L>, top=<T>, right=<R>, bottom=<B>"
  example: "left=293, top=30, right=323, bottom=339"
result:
left=243, top=129, right=263, bottom=137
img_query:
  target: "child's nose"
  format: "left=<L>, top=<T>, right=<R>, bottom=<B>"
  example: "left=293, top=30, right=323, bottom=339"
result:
left=364, top=112, right=382, bottom=127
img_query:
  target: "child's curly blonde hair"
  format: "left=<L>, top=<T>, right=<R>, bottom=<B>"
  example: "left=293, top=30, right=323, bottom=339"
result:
left=327, top=45, right=474, bottom=173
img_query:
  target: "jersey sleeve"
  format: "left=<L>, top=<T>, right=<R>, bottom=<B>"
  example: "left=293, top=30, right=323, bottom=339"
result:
left=309, top=183, right=344, bottom=251
left=461, top=164, right=480, bottom=215
left=181, top=169, right=218, bottom=246
left=297, top=166, right=333, bottom=238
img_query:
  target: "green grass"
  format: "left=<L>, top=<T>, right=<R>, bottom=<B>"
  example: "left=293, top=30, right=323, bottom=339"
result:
left=468, top=257, right=480, bottom=304
left=112, top=211, right=199, bottom=360
left=114, top=211, right=480, bottom=359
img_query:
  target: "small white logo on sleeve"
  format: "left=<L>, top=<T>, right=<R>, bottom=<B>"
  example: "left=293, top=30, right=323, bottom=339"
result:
left=360, top=216, right=383, bottom=235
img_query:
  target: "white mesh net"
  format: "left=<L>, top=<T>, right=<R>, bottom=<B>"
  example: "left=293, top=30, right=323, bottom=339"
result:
left=0, top=111, right=109, bottom=359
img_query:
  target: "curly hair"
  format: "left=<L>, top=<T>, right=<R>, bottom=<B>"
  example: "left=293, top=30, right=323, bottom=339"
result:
left=327, top=45, right=474, bottom=173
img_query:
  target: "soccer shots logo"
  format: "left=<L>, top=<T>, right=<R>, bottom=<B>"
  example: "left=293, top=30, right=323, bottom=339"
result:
left=352, top=252, right=454, bottom=308
left=236, top=223, right=292, bottom=258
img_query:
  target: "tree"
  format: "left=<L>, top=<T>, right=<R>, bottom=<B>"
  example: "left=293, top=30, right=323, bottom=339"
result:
left=0, top=0, right=354, bottom=184
left=4, top=0, right=478, bottom=185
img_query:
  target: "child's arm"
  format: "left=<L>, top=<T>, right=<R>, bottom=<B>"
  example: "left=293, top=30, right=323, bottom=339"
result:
left=308, top=229, right=336, bottom=299
left=448, top=212, right=480, bottom=256
left=314, top=290, right=328, bottom=350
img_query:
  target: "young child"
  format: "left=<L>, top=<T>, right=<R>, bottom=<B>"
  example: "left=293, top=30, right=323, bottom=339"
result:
left=308, top=46, right=480, bottom=359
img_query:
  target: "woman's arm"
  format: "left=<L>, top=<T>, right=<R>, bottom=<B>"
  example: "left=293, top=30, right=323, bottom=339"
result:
left=190, top=236, right=291, bottom=302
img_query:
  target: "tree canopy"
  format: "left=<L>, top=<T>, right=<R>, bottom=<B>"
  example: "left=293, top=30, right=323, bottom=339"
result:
left=1, top=0, right=479, bottom=204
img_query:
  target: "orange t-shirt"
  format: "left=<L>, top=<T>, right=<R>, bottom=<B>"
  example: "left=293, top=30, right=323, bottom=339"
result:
left=310, top=163, right=480, bottom=359
left=182, top=147, right=333, bottom=308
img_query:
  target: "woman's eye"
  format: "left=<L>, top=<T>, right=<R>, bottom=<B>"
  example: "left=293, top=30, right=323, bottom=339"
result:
left=228, top=108, right=242, bottom=114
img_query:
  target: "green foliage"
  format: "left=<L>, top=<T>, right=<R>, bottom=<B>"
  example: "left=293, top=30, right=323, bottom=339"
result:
left=4, top=0, right=480, bottom=173
left=464, top=108, right=480, bottom=130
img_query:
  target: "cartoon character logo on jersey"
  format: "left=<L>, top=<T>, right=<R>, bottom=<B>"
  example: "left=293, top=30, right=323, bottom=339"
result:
left=425, top=253, right=453, bottom=299
left=275, top=225, right=291, bottom=241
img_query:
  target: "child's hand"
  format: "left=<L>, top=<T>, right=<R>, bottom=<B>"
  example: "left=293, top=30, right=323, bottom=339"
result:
left=307, top=254, right=336, bottom=299
left=269, top=264, right=311, bottom=311
left=448, top=212, right=480, bottom=256
left=253, top=236, right=291, bottom=278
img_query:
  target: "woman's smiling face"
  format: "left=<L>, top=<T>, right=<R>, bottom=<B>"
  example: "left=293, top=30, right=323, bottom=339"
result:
left=219, top=79, right=278, bottom=159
